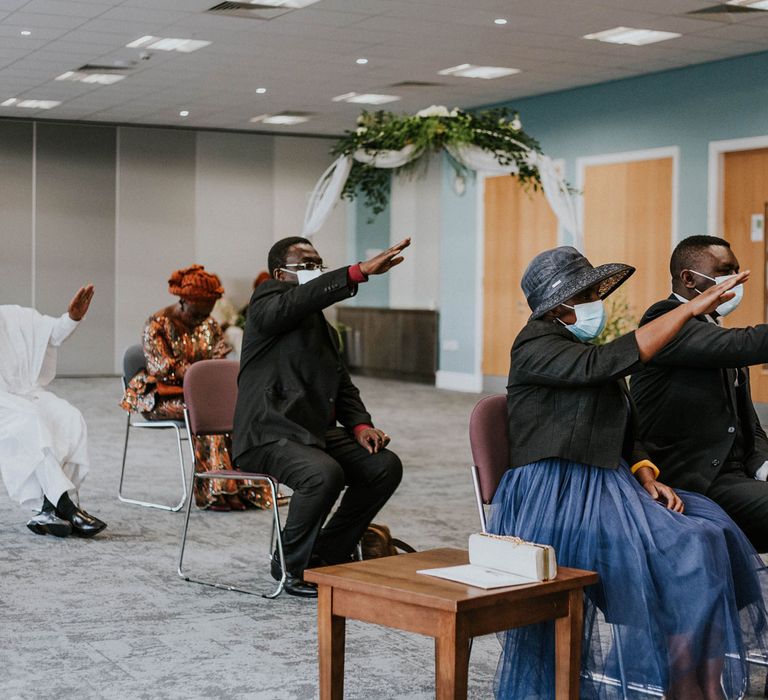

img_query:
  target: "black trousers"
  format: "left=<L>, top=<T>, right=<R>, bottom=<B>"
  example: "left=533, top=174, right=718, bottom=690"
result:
left=706, top=465, right=768, bottom=553
left=237, top=427, right=402, bottom=575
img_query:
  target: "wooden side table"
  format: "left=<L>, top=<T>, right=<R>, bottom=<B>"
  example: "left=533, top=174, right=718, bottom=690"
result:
left=304, top=547, right=598, bottom=700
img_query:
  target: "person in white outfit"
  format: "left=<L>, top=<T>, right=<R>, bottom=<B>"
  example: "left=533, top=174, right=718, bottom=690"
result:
left=0, top=284, right=106, bottom=537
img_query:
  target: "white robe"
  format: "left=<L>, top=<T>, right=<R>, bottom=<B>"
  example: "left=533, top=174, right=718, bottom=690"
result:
left=0, top=305, right=89, bottom=509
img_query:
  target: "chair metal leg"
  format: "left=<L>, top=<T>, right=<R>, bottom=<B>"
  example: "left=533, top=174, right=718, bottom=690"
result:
left=613, top=625, right=630, bottom=700
left=118, top=417, right=187, bottom=512
left=178, top=472, right=285, bottom=598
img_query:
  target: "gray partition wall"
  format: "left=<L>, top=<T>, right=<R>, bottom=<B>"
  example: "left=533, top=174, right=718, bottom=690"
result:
left=35, top=123, right=116, bottom=375
left=0, top=120, right=33, bottom=307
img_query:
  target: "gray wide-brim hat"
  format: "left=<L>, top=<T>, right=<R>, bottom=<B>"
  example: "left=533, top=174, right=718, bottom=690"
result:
left=522, top=246, right=635, bottom=320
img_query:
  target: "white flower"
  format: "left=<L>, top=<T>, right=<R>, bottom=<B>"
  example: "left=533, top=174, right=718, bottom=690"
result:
left=511, top=116, right=522, bottom=130
left=356, top=126, right=368, bottom=135
left=449, top=107, right=459, bottom=117
left=356, top=115, right=365, bottom=125
left=416, top=105, right=451, bottom=118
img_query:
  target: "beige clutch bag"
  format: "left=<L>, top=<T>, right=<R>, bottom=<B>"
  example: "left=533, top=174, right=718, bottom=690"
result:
left=469, top=533, right=557, bottom=581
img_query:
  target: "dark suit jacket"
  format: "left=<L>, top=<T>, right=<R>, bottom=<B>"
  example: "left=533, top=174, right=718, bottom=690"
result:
left=630, top=296, right=768, bottom=493
left=232, top=267, right=372, bottom=462
left=508, top=319, right=647, bottom=469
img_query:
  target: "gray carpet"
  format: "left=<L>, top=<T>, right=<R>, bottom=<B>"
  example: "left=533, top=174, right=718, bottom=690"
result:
left=1, top=377, right=767, bottom=699
left=0, top=377, right=500, bottom=699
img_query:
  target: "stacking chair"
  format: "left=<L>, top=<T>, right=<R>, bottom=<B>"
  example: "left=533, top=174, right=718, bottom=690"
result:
left=118, top=344, right=188, bottom=511
left=468, top=394, right=663, bottom=700
left=177, top=359, right=286, bottom=598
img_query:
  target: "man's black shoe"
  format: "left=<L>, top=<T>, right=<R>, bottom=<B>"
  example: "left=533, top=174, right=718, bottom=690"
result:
left=58, top=507, right=107, bottom=538
left=271, top=553, right=318, bottom=598
left=26, top=510, right=72, bottom=537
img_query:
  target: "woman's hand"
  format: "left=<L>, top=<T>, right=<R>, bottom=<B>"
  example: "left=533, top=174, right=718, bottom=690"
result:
left=687, top=270, right=749, bottom=318
left=211, top=339, right=232, bottom=359
left=642, top=479, right=684, bottom=513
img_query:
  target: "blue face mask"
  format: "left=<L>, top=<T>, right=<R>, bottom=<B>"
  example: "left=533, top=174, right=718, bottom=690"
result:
left=558, top=300, right=606, bottom=342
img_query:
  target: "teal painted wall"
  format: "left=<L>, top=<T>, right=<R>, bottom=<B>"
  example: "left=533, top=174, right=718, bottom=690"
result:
left=488, top=50, right=768, bottom=238
left=349, top=191, right=390, bottom=307
left=439, top=159, right=480, bottom=375
left=437, top=50, right=768, bottom=378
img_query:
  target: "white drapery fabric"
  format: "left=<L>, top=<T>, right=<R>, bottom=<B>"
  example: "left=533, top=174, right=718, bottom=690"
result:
left=301, top=142, right=579, bottom=238
left=0, top=306, right=89, bottom=508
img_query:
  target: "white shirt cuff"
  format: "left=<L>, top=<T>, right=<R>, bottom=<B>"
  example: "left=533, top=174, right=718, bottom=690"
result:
left=755, top=461, right=768, bottom=482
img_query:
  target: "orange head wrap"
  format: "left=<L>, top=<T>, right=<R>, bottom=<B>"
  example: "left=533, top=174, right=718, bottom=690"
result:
left=168, top=265, right=224, bottom=302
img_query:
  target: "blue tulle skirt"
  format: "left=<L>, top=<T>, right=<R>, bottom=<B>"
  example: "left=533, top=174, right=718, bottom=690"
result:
left=488, top=459, right=768, bottom=699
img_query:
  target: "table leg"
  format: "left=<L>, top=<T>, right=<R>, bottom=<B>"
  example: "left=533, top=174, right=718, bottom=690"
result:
left=555, top=588, right=583, bottom=699
left=318, top=585, right=346, bottom=700
left=434, top=615, right=469, bottom=700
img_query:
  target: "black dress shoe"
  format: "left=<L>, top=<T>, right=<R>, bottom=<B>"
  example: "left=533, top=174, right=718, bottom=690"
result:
left=271, top=553, right=318, bottom=598
left=58, top=507, right=107, bottom=538
left=26, top=511, right=72, bottom=537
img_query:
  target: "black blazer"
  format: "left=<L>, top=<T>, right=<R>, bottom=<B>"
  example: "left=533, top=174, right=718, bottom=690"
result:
left=508, top=319, right=647, bottom=469
left=232, top=267, right=372, bottom=462
left=630, top=296, right=768, bottom=493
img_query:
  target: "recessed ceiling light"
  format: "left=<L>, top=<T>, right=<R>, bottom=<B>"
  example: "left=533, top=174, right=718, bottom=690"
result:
left=4, top=99, right=61, bottom=109
left=355, top=58, right=368, bottom=65
left=250, top=113, right=310, bottom=125
left=438, top=63, right=520, bottom=79
left=256, top=87, right=267, bottom=94
left=56, top=71, right=125, bottom=85
left=583, top=26, right=681, bottom=45
left=494, top=18, right=508, bottom=25
left=126, top=35, right=211, bottom=53
left=245, top=0, right=322, bottom=6
left=20, top=30, right=31, bottom=36
left=179, top=110, right=189, bottom=117
left=333, top=92, right=401, bottom=105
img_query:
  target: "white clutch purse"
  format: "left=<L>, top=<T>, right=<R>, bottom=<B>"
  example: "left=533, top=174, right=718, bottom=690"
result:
left=469, top=533, right=557, bottom=581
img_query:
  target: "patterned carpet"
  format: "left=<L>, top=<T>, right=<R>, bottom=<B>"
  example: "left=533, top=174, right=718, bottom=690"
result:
left=1, top=376, right=767, bottom=699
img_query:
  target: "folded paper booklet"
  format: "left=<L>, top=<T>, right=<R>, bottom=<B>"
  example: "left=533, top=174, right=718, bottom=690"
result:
left=418, top=533, right=557, bottom=590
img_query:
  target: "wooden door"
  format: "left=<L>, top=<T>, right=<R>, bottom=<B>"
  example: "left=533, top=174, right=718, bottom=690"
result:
left=583, top=158, right=673, bottom=327
left=482, top=176, right=558, bottom=377
left=722, top=147, right=768, bottom=401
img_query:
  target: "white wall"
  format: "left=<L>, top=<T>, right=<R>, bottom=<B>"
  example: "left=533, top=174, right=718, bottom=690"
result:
left=388, top=154, right=442, bottom=310
left=0, top=119, right=352, bottom=374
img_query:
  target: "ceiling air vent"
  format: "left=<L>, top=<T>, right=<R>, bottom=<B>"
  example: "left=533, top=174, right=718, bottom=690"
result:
left=206, top=2, right=293, bottom=20
left=389, top=81, right=445, bottom=88
left=78, top=62, right=136, bottom=73
left=687, top=3, right=767, bottom=21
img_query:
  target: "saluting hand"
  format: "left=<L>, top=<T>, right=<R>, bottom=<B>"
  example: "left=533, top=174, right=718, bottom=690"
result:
left=359, top=238, right=411, bottom=277
left=687, top=270, right=749, bottom=318
left=68, top=284, right=94, bottom=321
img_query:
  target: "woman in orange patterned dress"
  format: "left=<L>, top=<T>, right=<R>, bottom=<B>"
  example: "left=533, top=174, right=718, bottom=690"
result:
left=121, top=265, right=273, bottom=511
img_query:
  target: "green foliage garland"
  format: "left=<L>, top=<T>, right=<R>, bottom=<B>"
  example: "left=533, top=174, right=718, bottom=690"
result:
left=331, top=107, right=543, bottom=215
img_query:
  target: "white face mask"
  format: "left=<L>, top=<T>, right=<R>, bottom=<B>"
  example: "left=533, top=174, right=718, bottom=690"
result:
left=689, top=270, right=744, bottom=317
left=280, top=268, right=323, bottom=285
left=558, top=300, right=606, bottom=342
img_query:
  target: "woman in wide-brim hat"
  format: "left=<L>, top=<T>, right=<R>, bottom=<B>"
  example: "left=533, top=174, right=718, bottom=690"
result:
left=490, top=247, right=767, bottom=699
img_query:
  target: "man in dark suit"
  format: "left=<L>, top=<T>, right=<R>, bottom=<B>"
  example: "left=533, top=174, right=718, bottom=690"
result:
left=631, top=235, right=768, bottom=550
left=233, top=236, right=410, bottom=597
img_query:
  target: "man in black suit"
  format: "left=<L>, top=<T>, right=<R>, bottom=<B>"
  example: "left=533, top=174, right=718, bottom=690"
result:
left=233, top=236, right=410, bottom=597
left=631, top=235, right=768, bottom=550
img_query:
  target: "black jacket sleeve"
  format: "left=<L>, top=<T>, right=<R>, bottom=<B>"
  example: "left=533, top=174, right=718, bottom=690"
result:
left=512, top=322, right=643, bottom=388
left=643, top=300, right=768, bottom=368
left=250, top=267, right=356, bottom=336
left=335, top=362, right=373, bottom=430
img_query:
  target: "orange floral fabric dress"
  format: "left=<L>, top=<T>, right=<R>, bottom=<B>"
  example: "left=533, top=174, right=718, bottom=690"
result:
left=120, top=311, right=271, bottom=509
